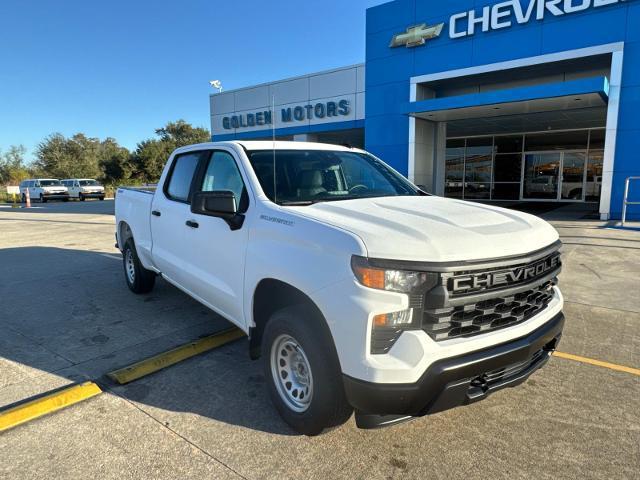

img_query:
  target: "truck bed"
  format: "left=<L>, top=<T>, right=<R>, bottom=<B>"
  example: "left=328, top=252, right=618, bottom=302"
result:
left=115, top=186, right=155, bottom=269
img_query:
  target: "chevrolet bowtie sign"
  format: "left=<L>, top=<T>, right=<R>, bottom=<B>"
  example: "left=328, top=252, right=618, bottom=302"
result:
left=389, top=23, right=444, bottom=48
left=390, top=0, right=626, bottom=47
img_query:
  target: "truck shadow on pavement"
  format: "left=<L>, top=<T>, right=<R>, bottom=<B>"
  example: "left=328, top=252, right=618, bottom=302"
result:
left=0, top=246, right=297, bottom=436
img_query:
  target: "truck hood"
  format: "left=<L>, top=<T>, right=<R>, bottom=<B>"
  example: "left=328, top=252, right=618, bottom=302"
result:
left=291, top=196, right=559, bottom=262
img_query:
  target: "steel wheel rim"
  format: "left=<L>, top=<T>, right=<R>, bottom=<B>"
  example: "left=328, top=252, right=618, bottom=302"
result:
left=125, top=249, right=136, bottom=284
left=270, top=334, right=313, bottom=413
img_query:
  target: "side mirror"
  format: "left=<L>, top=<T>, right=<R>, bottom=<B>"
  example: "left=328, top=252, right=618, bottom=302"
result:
left=191, top=191, right=244, bottom=230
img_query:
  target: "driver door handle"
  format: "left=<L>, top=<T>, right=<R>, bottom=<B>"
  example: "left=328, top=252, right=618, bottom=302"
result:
left=152, top=210, right=161, bottom=217
left=186, top=220, right=199, bottom=229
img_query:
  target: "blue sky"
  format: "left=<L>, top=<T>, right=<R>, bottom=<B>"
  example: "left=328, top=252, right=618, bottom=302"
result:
left=0, top=0, right=384, bottom=161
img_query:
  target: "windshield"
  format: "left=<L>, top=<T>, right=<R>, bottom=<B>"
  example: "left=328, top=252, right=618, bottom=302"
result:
left=247, top=150, right=420, bottom=205
left=79, top=180, right=100, bottom=186
left=39, top=180, right=61, bottom=186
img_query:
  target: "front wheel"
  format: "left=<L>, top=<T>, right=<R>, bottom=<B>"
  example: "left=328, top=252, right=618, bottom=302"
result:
left=40, top=194, right=46, bottom=203
left=122, top=238, right=156, bottom=294
left=262, top=305, right=352, bottom=435
left=79, top=194, right=85, bottom=201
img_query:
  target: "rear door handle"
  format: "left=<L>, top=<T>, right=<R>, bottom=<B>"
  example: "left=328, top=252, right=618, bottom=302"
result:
left=152, top=210, right=161, bottom=217
left=186, top=220, right=199, bottom=229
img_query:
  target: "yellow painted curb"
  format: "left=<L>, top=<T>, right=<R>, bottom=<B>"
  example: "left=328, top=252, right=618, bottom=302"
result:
left=0, top=382, right=102, bottom=432
left=554, top=351, right=640, bottom=376
left=108, top=328, right=246, bottom=385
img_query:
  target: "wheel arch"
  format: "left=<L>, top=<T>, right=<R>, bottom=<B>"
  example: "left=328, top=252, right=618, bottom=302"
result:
left=117, top=221, right=133, bottom=251
left=250, top=279, right=333, bottom=361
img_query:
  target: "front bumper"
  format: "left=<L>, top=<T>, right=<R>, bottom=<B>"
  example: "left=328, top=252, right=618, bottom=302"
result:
left=43, top=193, right=69, bottom=200
left=79, top=192, right=105, bottom=198
left=343, top=311, right=564, bottom=429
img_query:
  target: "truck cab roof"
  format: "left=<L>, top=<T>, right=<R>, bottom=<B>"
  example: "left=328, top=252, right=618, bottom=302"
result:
left=172, top=140, right=362, bottom=156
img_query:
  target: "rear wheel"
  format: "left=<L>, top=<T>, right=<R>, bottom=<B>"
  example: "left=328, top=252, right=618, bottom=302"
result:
left=262, top=305, right=352, bottom=436
left=122, top=238, right=156, bottom=294
left=21, top=194, right=26, bottom=203
left=79, top=194, right=85, bottom=201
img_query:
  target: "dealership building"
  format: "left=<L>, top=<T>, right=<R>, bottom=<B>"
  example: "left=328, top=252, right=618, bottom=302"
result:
left=211, top=0, right=639, bottom=220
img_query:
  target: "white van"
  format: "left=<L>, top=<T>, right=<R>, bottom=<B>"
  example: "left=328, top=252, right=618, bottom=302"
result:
left=19, top=179, right=69, bottom=203
left=61, top=179, right=105, bottom=201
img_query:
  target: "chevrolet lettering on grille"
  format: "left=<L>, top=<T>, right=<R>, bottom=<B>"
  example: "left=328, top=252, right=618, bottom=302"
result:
left=449, top=253, right=561, bottom=295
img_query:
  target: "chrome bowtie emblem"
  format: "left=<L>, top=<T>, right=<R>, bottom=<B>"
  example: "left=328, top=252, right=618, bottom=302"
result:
left=390, top=23, right=445, bottom=48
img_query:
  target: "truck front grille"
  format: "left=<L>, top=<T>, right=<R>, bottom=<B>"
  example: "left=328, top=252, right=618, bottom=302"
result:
left=422, top=280, right=557, bottom=341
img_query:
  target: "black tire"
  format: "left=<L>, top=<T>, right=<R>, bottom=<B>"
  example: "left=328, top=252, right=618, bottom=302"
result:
left=80, top=194, right=85, bottom=201
left=262, top=305, right=352, bottom=436
left=40, top=194, right=46, bottom=203
left=122, top=238, right=156, bottom=294
left=63, top=197, right=69, bottom=202
left=21, top=194, right=26, bottom=203
left=99, top=196, right=105, bottom=201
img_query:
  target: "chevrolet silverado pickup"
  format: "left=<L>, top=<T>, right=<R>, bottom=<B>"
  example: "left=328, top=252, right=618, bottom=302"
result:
left=115, top=141, right=564, bottom=435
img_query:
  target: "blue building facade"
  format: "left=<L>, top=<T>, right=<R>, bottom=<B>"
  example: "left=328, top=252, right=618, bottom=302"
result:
left=211, top=0, right=639, bottom=219
left=365, top=0, right=639, bottom=219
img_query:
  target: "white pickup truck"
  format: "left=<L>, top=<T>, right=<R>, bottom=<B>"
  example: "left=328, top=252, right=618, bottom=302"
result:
left=115, top=141, right=564, bottom=435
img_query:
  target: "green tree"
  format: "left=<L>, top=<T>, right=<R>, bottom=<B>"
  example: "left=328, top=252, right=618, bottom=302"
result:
left=34, top=133, right=132, bottom=183
left=132, top=120, right=210, bottom=183
left=99, top=138, right=132, bottom=185
left=30, top=119, right=208, bottom=186
left=132, top=139, right=171, bottom=182
left=155, top=120, right=210, bottom=147
left=35, top=133, right=102, bottom=179
left=0, top=145, right=30, bottom=185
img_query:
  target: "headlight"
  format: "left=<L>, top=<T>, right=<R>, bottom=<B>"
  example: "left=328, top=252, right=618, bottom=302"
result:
left=351, top=256, right=437, bottom=294
left=352, top=256, right=441, bottom=355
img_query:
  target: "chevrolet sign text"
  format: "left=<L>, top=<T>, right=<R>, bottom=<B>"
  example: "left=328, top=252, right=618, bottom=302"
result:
left=450, top=253, right=561, bottom=294
left=450, top=0, right=626, bottom=39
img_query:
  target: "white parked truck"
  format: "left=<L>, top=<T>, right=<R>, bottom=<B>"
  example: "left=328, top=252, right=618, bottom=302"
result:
left=115, top=141, right=564, bottom=435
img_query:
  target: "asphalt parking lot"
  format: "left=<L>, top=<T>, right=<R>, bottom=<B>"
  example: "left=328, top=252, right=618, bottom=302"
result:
left=0, top=200, right=638, bottom=479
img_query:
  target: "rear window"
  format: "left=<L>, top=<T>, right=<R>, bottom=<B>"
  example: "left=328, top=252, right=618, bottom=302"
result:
left=165, top=152, right=202, bottom=202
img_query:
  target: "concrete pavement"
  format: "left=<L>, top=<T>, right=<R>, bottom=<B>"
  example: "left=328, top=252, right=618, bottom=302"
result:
left=0, top=200, right=638, bottom=479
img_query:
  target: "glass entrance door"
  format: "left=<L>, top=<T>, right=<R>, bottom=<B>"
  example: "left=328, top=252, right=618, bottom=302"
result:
left=523, top=153, right=561, bottom=200
left=523, top=151, right=587, bottom=201
left=560, top=152, right=587, bottom=200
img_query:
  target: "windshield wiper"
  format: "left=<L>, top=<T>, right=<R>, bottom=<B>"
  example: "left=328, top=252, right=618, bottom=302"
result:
left=278, top=200, right=318, bottom=206
left=315, top=194, right=387, bottom=203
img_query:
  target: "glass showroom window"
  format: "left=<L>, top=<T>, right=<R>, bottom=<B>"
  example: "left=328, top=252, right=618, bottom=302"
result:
left=464, top=137, right=493, bottom=199
left=586, top=129, right=605, bottom=203
left=492, top=135, right=524, bottom=200
left=445, top=139, right=465, bottom=198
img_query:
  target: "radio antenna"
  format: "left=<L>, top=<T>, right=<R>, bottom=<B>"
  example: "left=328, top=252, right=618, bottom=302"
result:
left=272, top=95, right=277, bottom=204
